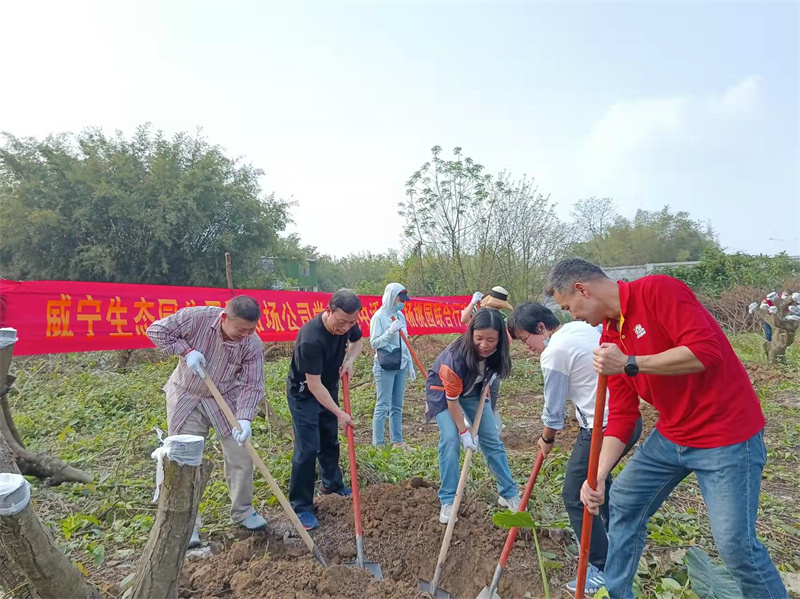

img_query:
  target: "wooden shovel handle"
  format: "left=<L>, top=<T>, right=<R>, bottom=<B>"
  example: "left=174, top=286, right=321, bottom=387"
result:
left=200, top=370, right=325, bottom=566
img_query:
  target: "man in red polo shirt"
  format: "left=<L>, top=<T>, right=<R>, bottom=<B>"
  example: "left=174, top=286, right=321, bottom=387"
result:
left=544, top=258, right=787, bottom=599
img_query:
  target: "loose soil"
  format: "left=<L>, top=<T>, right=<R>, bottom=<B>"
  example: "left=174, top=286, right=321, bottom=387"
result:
left=180, top=479, right=560, bottom=599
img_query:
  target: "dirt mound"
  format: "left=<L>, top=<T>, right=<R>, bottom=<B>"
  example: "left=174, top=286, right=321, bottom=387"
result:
left=180, top=479, right=553, bottom=599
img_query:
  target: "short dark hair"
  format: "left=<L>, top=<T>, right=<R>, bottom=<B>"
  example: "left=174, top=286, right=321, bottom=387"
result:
left=225, top=295, right=260, bottom=322
left=329, top=289, right=362, bottom=315
left=452, top=308, right=512, bottom=380
left=544, top=258, right=608, bottom=297
left=507, top=302, right=560, bottom=339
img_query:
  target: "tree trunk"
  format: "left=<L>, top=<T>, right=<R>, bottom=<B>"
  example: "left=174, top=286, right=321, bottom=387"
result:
left=0, top=342, right=93, bottom=486
left=0, top=474, right=99, bottom=599
left=130, top=458, right=213, bottom=599
left=0, top=434, right=39, bottom=599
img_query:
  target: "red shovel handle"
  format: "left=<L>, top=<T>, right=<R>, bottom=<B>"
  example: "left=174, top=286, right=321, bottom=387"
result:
left=497, top=450, right=546, bottom=567
left=391, top=316, right=428, bottom=375
left=575, top=374, right=608, bottom=599
left=341, top=373, right=363, bottom=538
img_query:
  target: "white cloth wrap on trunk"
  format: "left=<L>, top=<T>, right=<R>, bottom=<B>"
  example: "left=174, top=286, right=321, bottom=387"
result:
left=0, top=328, right=18, bottom=350
left=151, top=434, right=204, bottom=502
left=0, top=473, right=31, bottom=516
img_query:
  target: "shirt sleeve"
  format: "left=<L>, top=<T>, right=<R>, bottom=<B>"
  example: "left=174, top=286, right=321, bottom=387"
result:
left=439, top=364, right=464, bottom=400
left=297, top=340, right=323, bottom=377
left=348, top=323, right=364, bottom=343
left=603, top=374, right=641, bottom=443
left=232, top=342, right=265, bottom=421
left=370, top=314, right=393, bottom=350
left=649, top=276, right=723, bottom=369
left=145, top=308, right=195, bottom=356
left=541, top=367, right=570, bottom=430
left=539, top=347, right=572, bottom=430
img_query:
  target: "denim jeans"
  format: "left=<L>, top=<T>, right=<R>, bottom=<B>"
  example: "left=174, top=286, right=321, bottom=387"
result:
left=490, top=376, right=502, bottom=433
left=372, top=363, right=407, bottom=445
left=606, top=429, right=787, bottom=599
left=563, top=418, right=642, bottom=571
left=763, top=321, right=773, bottom=342
left=435, top=393, right=518, bottom=504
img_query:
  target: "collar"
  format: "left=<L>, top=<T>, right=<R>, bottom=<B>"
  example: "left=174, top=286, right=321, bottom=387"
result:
left=604, top=281, right=630, bottom=334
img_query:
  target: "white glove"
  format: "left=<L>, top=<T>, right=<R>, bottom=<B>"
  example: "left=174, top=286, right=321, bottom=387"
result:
left=789, top=305, right=800, bottom=316
left=748, top=302, right=759, bottom=314
left=388, top=320, right=403, bottom=334
left=232, top=420, right=252, bottom=446
left=786, top=314, right=800, bottom=321
left=472, top=291, right=483, bottom=303
left=185, top=350, right=207, bottom=378
left=793, top=293, right=800, bottom=303
left=769, top=306, right=778, bottom=314
left=459, top=429, right=479, bottom=451
left=760, top=301, right=769, bottom=309
left=767, top=292, right=779, bottom=301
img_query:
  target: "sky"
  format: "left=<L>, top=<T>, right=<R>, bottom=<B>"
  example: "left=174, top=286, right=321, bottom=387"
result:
left=1, top=0, right=798, bottom=259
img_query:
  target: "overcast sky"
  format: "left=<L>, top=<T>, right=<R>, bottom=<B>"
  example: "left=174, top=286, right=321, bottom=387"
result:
left=1, top=0, right=798, bottom=258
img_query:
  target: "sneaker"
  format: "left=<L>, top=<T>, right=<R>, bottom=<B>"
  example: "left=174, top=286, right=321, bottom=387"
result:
left=297, top=511, right=319, bottom=530
left=321, top=486, right=352, bottom=497
left=439, top=503, right=454, bottom=524
left=238, top=511, right=268, bottom=531
left=392, top=442, right=416, bottom=452
left=566, top=564, right=606, bottom=594
left=498, top=494, right=522, bottom=512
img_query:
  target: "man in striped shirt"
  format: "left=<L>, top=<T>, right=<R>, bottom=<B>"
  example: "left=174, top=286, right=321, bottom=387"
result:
left=147, top=295, right=266, bottom=546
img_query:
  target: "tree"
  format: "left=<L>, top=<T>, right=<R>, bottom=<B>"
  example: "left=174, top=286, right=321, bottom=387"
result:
left=400, top=146, right=492, bottom=295
left=569, top=202, right=718, bottom=267
left=0, top=126, right=292, bottom=286
left=570, top=197, right=618, bottom=266
left=399, top=146, right=570, bottom=301
left=316, top=250, right=403, bottom=295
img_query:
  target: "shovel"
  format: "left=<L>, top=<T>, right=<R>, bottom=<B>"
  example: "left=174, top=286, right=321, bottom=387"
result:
left=419, top=375, right=495, bottom=598
left=575, top=374, right=608, bottom=599
left=392, top=316, right=428, bottom=375
left=200, top=368, right=327, bottom=568
left=477, top=450, right=546, bottom=599
left=341, top=372, right=383, bottom=580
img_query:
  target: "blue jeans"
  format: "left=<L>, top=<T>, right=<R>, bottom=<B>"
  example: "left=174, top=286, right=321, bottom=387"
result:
left=606, top=429, right=787, bottom=599
left=435, top=393, right=518, bottom=505
left=764, top=321, right=773, bottom=342
left=372, top=364, right=407, bottom=445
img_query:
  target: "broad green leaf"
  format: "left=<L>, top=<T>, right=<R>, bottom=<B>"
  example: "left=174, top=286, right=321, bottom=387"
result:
left=686, top=547, right=743, bottom=599
left=492, top=510, right=537, bottom=530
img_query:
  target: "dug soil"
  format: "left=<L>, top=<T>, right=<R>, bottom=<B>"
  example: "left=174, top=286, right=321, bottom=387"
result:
left=181, top=478, right=558, bottom=599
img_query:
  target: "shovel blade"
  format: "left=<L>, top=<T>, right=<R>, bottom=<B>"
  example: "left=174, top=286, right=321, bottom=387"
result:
left=476, top=586, right=501, bottom=599
left=418, top=578, right=454, bottom=599
left=345, top=560, right=383, bottom=581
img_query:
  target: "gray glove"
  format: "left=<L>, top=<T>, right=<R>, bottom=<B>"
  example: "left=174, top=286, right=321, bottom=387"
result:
left=185, top=350, right=207, bottom=378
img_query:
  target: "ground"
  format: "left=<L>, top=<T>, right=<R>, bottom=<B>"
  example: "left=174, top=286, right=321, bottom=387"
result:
left=4, top=333, right=800, bottom=599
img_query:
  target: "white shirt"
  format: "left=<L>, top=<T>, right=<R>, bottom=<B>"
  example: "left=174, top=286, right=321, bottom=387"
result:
left=540, top=321, right=609, bottom=430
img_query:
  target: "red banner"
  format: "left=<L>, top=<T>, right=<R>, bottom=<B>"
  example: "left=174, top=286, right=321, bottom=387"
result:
left=0, top=279, right=469, bottom=356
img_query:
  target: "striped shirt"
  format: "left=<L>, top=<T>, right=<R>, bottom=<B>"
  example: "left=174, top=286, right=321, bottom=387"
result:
left=146, top=306, right=264, bottom=437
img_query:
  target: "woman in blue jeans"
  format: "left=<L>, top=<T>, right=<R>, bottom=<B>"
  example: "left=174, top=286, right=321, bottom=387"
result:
left=369, top=283, right=414, bottom=448
left=425, top=308, right=520, bottom=524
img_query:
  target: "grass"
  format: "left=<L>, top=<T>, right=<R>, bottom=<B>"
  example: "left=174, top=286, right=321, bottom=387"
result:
left=5, top=333, right=800, bottom=598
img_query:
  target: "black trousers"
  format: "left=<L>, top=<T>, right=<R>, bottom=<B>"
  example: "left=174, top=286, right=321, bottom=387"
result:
left=562, top=417, right=643, bottom=571
left=287, top=392, right=345, bottom=513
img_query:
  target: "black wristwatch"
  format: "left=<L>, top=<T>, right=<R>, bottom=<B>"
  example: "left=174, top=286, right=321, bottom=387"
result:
left=624, top=355, right=639, bottom=377
left=541, top=434, right=555, bottom=444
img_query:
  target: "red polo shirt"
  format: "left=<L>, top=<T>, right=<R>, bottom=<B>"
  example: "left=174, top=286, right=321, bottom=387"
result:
left=601, top=275, right=765, bottom=448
